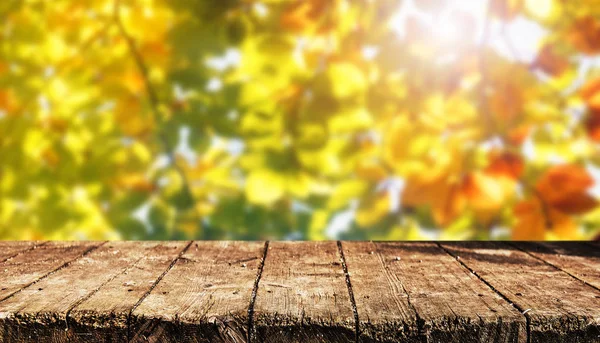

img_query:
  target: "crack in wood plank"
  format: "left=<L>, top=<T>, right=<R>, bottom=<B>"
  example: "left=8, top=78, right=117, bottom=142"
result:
left=1, top=242, right=599, bottom=342
left=130, top=241, right=265, bottom=343
left=247, top=241, right=269, bottom=343
left=337, top=241, right=360, bottom=343
left=437, top=242, right=531, bottom=343
left=124, top=241, right=193, bottom=341
left=440, top=242, right=600, bottom=343
left=507, top=242, right=600, bottom=294
left=372, top=242, right=423, bottom=336
left=0, top=242, right=105, bottom=304
left=0, top=241, right=47, bottom=264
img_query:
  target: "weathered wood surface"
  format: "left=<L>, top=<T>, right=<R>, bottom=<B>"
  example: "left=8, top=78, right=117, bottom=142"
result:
left=0, top=241, right=41, bottom=263
left=342, top=242, right=526, bottom=343
left=339, top=242, right=418, bottom=343
left=70, top=241, right=189, bottom=342
left=0, top=241, right=101, bottom=302
left=440, top=242, right=600, bottom=343
left=131, top=241, right=265, bottom=343
left=511, top=242, right=600, bottom=290
left=252, top=241, right=355, bottom=343
left=0, top=241, right=598, bottom=343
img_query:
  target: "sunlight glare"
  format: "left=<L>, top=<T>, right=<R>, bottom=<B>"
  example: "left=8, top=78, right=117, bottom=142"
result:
left=390, top=0, right=548, bottom=62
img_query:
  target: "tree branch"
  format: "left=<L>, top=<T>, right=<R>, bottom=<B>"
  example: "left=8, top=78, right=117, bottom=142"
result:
left=113, top=0, right=204, bottom=237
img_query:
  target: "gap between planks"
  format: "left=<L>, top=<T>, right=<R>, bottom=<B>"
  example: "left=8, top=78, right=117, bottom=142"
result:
left=3, top=241, right=597, bottom=342
left=504, top=242, right=600, bottom=292
left=246, top=241, right=269, bottom=343
left=0, top=241, right=48, bottom=264
left=126, top=240, right=194, bottom=341
left=0, top=242, right=106, bottom=304
left=506, top=242, right=600, bottom=294
left=0, top=241, right=526, bottom=342
left=436, top=243, right=532, bottom=343
left=337, top=241, right=360, bottom=343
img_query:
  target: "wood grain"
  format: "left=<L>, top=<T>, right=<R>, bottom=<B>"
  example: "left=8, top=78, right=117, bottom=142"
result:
left=0, top=241, right=43, bottom=263
left=68, top=241, right=190, bottom=342
left=344, top=242, right=526, bottom=342
left=512, top=242, right=600, bottom=291
left=0, top=241, right=598, bottom=342
left=0, top=241, right=168, bottom=342
left=441, top=242, right=600, bottom=343
left=252, top=241, right=355, bottom=343
left=339, top=241, right=419, bottom=342
left=130, top=241, right=265, bottom=343
left=0, top=241, right=101, bottom=301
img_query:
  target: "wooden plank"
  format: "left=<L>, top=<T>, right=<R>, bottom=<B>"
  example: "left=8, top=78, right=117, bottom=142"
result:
left=512, top=242, right=600, bottom=291
left=344, top=242, right=526, bottom=342
left=0, top=241, right=101, bottom=301
left=67, top=241, right=190, bottom=342
left=252, top=241, right=355, bottom=343
left=130, top=241, right=265, bottom=343
left=339, top=241, right=419, bottom=342
left=0, top=241, right=168, bottom=342
left=0, top=241, right=43, bottom=263
left=441, top=242, right=600, bottom=343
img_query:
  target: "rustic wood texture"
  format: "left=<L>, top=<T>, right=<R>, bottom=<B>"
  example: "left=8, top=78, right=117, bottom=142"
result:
left=130, top=241, right=265, bottom=343
left=0, top=241, right=42, bottom=263
left=0, top=241, right=598, bottom=343
left=342, top=242, right=527, bottom=342
left=0, top=241, right=101, bottom=302
left=68, top=241, right=190, bottom=342
left=0, top=241, right=180, bottom=342
left=252, top=241, right=355, bottom=343
left=340, top=241, right=419, bottom=343
left=440, top=242, right=600, bottom=343
left=511, top=242, right=600, bottom=291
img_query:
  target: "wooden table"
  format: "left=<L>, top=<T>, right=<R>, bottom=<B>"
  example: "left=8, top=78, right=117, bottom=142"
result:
left=0, top=241, right=598, bottom=342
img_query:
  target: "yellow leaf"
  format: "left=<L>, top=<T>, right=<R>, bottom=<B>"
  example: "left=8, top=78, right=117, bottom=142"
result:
left=355, top=160, right=388, bottom=182
left=245, top=169, right=285, bottom=206
left=309, top=210, right=329, bottom=240
left=327, top=62, right=367, bottom=99
left=286, top=172, right=311, bottom=199
left=356, top=192, right=390, bottom=227
left=463, top=172, right=515, bottom=224
left=525, top=0, right=558, bottom=20
left=329, top=108, right=373, bottom=133
left=328, top=180, right=369, bottom=210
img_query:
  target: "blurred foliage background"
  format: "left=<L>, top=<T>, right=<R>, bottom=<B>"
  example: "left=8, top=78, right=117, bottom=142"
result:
left=1, top=0, right=600, bottom=240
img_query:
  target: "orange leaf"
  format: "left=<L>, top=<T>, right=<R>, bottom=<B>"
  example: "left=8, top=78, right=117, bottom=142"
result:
left=0, top=89, right=19, bottom=115
left=586, top=111, right=600, bottom=142
left=485, top=151, right=524, bottom=179
left=506, top=125, right=531, bottom=146
left=280, top=0, right=328, bottom=33
left=580, top=77, right=600, bottom=111
left=116, top=173, right=156, bottom=193
left=549, top=194, right=597, bottom=215
left=489, top=83, right=524, bottom=123
left=567, top=16, right=600, bottom=55
left=403, top=175, right=466, bottom=227
left=463, top=171, right=516, bottom=224
left=533, top=44, right=570, bottom=76
left=512, top=199, right=578, bottom=240
left=580, top=77, right=600, bottom=100
left=535, top=164, right=597, bottom=214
